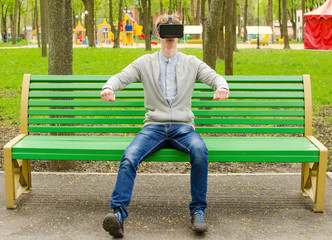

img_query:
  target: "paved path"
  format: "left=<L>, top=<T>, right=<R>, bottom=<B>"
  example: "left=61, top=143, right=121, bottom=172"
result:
left=0, top=172, right=331, bottom=239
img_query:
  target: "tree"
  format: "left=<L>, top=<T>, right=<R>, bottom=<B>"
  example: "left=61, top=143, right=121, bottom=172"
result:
left=225, top=0, right=234, bottom=75
left=109, top=0, right=123, bottom=48
left=243, top=0, right=248, bottom=42
left=217, top=0, right=226, bottom=59
left=282, top=0, right=290, bottom=48
left=278, top=0, right=283, bottom=38
left=34, top=0, right=40, bottom=47
left=232, top=0, right=237, bottom=52
left=48, top=0, right=74, bottom=171
left=301, top=0, right=305, bottom=40
left=142, top=0, right=152, bottom=51
left=82, top=0, right=95, bottom=47
left=1, top=0, right=11, bottom=41
left=203, top=0, right=223, bottom=70
left=268, top=0, right=273, bottom=42
left=40, top=0, right=47, bottom=57
left=11, top=0, right=18, bottom=44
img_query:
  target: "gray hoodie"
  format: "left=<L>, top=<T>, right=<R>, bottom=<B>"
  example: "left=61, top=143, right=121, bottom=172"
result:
left=102, top=51, right=229, bottom=127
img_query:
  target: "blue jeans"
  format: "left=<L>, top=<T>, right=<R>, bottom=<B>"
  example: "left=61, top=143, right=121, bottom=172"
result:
left=110, top=124, right=208, bottom=219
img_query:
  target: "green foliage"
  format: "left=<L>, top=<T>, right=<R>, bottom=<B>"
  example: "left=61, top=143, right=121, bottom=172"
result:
left=0, top=47, right=331, bottom=125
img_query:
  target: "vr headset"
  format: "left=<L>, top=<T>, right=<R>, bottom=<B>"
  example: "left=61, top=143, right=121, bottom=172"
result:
left=158, top=15, right=184, bottom=39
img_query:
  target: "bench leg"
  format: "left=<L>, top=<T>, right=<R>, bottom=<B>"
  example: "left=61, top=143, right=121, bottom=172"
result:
left=301, top=157, right=327, bottom=212
left=4, top=147, right=16, bottom=209
left=303, top=136, right=329, bottom=212
left=4, top=146, right=32, bottom=209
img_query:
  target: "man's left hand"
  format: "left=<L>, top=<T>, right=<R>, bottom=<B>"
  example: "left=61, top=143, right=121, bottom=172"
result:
left=213, top=88, right=229, bottom=100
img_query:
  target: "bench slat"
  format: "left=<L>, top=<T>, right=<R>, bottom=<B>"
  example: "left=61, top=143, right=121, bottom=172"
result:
left=30, top=75, right=304, bottom=83
left=28, top=109, right=305, bottom=117
left=29, top=91, right=305, bottom=99
left=27, top=126, right=304, bottom=134
left=28, top=100, right=305, bottom=108
left=29, top=83, right=304, bottom=91
left=27, top=117, right=305, bottom=125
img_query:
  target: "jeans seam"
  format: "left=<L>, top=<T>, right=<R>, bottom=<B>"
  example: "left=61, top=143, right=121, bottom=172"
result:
left=170, top=139, right=190, bottom=154
left=139, top=139, right=166, bottom=163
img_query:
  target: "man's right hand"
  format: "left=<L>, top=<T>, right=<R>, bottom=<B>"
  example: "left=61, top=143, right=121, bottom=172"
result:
left=100, top=88, right=115, bottom=102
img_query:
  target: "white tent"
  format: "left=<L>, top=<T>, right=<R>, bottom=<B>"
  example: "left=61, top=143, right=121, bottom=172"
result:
left=246, top=26, right=273, bottom=44
left=183, top=25, right=203, bottom=44
left=184, top=25, right=203, bottom=35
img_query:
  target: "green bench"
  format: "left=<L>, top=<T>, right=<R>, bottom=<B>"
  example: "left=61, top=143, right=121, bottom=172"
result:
left=4, top=74, right=328, bottom=211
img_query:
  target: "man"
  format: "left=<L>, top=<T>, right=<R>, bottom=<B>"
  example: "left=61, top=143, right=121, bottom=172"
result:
left=101, top=14, right=229, bottom=238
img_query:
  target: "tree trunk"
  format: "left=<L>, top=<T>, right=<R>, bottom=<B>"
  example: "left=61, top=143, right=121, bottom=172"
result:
left=160, top=0, right=163, bottom=14
left=279, top=0, right=283, bottom=39
left=232, top=0, right=237, bottom=52
left=82, top=0, right=95, bottom=47
left=48, top=0, right=74, bottom=171
left=109, top=0, right=123, bottom=48
left=1, top=4, right=9, bottom=39
left=289, top=7, right=296, bottom=40
left=268, top=0, right=274, bottom=42
left=217, top=0, right=225, bottom=60
left=24, top=0, right=28, bottom=40
left=35, top=0, right=40, bottom=48
left=237, top=3, right=241, bottom=38
left=169, top=0, right=172, bottom=14
left=18, top=1, right=22, bottom=39
left=40, top=0, right=47, bottom=57
left=12, top=0, right=19, bottom=44
left=177, top=0, right=182, bottom=14
left=142, top=0, right=152, bottom=51
left=203, top=0, right=223, bottom=70
left=282, top=0, right=291, bottom=48
left=201, top=0, right=206, bottom=47
left=243, top=0, right=247, bottom=42
left=225, top=0, right=233, bottom=75
left=190, top=0, right=195, bottom=24
left=196, top=0, right=201, bottom=25
left=301, top=0, right=305, bottom=40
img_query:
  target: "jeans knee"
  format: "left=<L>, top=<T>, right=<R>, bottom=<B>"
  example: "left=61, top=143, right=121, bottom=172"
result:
left=190, top=139, right=208, bottom=165
left=120, top=150, right=140, bottom=171
left=192, top=138, right=207, bottom=154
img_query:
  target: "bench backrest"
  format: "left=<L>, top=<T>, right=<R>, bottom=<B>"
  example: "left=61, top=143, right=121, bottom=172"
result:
left=20, top=74, right=312, bottom=137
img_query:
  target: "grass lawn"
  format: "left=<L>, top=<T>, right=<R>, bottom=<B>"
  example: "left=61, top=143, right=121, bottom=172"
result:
left=0, top=47, right=331, bottom=125
left=0, top=40, right=29, bottom=48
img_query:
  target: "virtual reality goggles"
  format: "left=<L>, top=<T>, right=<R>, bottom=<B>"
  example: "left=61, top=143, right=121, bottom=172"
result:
left=157, top=15, right=183, bottom=39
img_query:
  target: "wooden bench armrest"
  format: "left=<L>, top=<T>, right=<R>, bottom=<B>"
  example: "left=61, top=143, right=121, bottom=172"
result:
left=4, top=134, right=27, bottom=150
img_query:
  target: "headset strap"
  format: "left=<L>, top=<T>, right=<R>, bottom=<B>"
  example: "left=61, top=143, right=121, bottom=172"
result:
left=168, top=15, right=172, bottom=24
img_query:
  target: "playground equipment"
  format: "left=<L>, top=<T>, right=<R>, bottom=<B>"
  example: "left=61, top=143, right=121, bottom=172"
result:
left=97, top=18, right=112, bottom=45
left=73, top=21, right=86, bottom=45
left=121, top=12, right=156, bottom=46
left=121, top=12, right=135, bottom=45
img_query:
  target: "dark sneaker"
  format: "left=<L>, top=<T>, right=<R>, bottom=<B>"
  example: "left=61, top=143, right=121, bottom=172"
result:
left=191, top=210, right=208, bottom=233
left=103, top=212, right=124, bottom=238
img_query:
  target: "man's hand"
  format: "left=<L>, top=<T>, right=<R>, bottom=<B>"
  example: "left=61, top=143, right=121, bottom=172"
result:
left=100, top=88, right=115, bottom=102
left=213, top=88, right=229, bottom=100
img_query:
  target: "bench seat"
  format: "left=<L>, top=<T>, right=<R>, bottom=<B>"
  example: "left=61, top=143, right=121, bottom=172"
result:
left=12, top=135, right=319, bottom=162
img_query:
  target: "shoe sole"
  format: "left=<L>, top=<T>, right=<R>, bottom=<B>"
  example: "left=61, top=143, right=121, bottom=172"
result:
left=103, top=213, right=124, bottom=238
left=192, top=225, right=208, bottom=233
